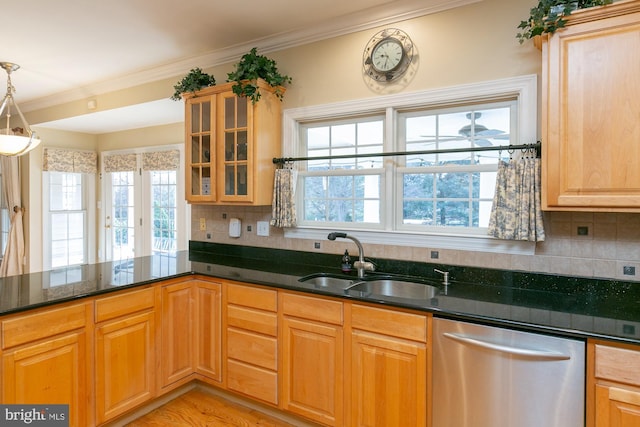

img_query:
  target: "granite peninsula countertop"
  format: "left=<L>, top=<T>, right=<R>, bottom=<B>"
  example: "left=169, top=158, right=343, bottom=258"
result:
left=1, top=242, right=639, bottom=345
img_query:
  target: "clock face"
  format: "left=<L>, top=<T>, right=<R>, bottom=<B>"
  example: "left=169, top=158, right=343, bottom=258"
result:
left=363, top=29, right=414, bottom=83
left=371, top=38, right=404, bottom=72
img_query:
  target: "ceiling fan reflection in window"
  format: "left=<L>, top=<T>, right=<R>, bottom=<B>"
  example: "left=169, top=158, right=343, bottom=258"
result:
left=419, top=112, right=510, bottom=147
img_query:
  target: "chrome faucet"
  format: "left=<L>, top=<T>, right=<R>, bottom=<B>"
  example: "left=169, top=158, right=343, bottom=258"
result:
left=327, top=232, right=375, bottom=278
left=434, top=268, right=449, bottom=286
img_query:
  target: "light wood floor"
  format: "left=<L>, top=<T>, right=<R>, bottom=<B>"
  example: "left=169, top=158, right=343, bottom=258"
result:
left=125, top=389, right=308, bottom=427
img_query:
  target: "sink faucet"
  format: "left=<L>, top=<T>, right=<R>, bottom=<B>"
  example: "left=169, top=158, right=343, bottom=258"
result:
left=327, top=232, right=375, bottom=279
left=434, top=268, right=449, bottom=286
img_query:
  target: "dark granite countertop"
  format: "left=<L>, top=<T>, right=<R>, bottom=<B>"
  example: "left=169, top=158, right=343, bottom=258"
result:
left=2, top=242, right=639, bottom=346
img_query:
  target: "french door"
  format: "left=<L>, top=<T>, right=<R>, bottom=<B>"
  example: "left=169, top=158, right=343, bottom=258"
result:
left=101, top=147, right=188, bottom=264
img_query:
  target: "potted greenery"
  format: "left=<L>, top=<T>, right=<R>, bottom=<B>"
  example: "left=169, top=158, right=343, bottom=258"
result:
left=170, top=68, right=216, bottom=101
left=226, top=47, right=292, bottom=104
left=517, top=0, right=612, bottom=44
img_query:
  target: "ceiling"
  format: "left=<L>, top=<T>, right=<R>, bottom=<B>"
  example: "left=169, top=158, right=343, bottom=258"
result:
left=3, top=0, right=477, bottom=134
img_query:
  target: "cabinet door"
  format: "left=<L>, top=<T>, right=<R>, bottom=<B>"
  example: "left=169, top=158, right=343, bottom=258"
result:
left=543, top=6, right=640, bottom=210
left=95, top=311, right=155, bottom=424
left=185, top=95, right=216, bottom=202
left=160, top=280, right=194, bottom=389
left=280, top=316, right=343, bottom=426
left=217, top=91, right=253, bottom=202
left=595, top=384, right=640, bottom=426
left=3, top=332, right=87, bottom=427
left=351, top=330, right=427, bottom=427
left=195, top=280, right=222, bottom=383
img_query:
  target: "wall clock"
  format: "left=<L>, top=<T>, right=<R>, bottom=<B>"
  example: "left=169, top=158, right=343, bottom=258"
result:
left=363, top=28, right=414, bottom=83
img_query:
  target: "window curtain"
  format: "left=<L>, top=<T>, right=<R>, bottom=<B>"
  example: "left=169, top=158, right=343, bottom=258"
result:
left=43, top=148, right=98, bottom=174
left=270, top=166, right=297, bottom=228
left=0, top=156, right=24, bottom=277
left=488, top=156, right=545, bottom=242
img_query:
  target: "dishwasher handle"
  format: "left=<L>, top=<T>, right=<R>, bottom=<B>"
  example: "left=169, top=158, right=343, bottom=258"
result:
left=443, top=332, right=571, bottom=361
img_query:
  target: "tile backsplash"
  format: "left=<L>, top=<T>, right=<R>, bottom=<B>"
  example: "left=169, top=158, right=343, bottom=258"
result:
left=191, top=205, right=640, bottom=282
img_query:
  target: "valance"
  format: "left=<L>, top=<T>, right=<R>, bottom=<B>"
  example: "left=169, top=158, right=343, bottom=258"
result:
left=142, top=149, right=180, bottom=171
left=43, top=148, right=98, bottom=174
left=103, top=153, right=137, bottom=173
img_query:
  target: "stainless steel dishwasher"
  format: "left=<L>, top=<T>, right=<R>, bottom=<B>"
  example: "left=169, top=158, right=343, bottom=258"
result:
left=432, top=318, right=585, bottom=427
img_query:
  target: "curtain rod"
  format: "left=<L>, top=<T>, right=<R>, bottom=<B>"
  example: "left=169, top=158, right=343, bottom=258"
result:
left=272, top=142, right=541, bottom=165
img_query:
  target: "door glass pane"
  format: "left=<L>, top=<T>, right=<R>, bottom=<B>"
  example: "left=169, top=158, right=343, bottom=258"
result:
left=237, top=164, right=247, bottom=196
left=191, top=166, right=200, bottom=196
left=202, top=101, right=211, bottom=132
left=202, top=135, right=211, bottom=163
left=191, top=136, right=199, bottom=163
left=237, top=97, right=247, bottom=128
left=112, top=171, right=135, bottom=261
left=238, top=131, right=247, bottom=160
left=225, top=97, right=235, bottom=129
left=151, top=171, right=177, bottom=255
left=225, top=133, right=235, bottom=161
left=225, top=165, right=235, bottom=195
left=191, top=103, right=200, bottom=132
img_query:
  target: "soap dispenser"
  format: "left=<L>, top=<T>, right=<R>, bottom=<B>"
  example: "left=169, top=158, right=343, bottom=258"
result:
left=341, top=250, right=352, bottom=273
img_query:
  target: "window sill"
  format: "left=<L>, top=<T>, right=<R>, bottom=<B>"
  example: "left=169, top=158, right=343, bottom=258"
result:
left=284, top=227, right=536, bottom=255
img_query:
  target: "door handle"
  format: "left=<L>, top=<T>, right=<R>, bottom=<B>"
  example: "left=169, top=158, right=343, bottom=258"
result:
left=443, top=332, right=571, bottom=360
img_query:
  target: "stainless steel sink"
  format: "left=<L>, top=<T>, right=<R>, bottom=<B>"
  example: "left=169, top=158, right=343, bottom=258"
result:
left=298, top=273, right=357, bottom=290
left=347, top=279, right=438, bottom=300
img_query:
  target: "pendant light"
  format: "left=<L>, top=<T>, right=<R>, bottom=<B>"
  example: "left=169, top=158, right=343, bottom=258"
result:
left=0, top=62, right=41, bottom=156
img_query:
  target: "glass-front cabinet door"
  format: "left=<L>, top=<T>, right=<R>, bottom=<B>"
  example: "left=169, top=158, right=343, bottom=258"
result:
left=218, top=91, right=253, bottom=202
left=183, top=79, right=281, bottom=206
left=185, top=96, right=215, bottom=202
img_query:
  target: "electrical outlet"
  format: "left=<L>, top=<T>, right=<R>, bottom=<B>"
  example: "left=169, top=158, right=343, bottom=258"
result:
left=199, top=218, right=206, bottom=231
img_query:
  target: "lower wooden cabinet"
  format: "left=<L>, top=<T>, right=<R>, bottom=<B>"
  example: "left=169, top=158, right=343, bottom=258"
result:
left=159, top=279, right=195, bottom=389
left=350, top=304, right=428, bottom=427
left=94, top=287, right=156, bottom=424
left=226, top=283, right=278, bottom=404
left=195, top=278, right=223, bottom=383
left=1, top=303, right=90, bottom=427
left=590, top=340, right=640, bottom=427
left=280, top=292, right=344, bottom=426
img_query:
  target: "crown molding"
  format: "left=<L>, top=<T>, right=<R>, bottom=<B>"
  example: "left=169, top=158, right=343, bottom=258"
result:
left=21, top=0, right=481, bottom=113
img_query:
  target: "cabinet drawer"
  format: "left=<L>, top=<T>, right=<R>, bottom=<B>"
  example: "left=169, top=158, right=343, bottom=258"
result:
left=227, top=359, right=278, bottom=405
left=227, top=284, right=277, bottom=311
left=2, top=303, right=87, bottom=349
left=95, top=287, right=155, bottom=323
left=595, top=344, right=640, bottom=386
left=227, top=305, right=277, bottom=336
left=351, top=304, right=427, bottom=342
left=227, top=328, right=277, bottom=370
left=281, top=292, right=343, bottom=325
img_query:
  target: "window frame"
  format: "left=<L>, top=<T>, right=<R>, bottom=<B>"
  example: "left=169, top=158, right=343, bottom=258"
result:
left=282, top=75, right=538, bottom=254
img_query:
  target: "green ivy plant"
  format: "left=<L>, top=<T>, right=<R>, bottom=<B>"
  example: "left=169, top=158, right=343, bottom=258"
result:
left=170, top=68, right=216, bottom=101
left=227, top=47, right=292, bottom=104
left=517, top=0, right=612, bottom=44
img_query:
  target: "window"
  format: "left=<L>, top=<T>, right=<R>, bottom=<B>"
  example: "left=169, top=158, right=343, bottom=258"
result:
left=43, top=172, right=95, bottom=270
left=284, top=75, right=537, bottom=252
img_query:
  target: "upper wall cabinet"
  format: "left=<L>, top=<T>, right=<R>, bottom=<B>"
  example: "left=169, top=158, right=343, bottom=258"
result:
left=542, top=0, right=640, bottom=212
left=184, top=79, right=282, bottom=205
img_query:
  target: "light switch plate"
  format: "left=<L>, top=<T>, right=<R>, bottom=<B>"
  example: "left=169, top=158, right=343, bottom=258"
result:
left=199, top=218, right=206, bottom=231
left=257, top=221, right=270, bottom=236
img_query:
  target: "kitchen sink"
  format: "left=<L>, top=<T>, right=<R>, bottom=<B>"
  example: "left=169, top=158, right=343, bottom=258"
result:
left=347, top=279, right=439, bottom=300
left=298, top=273, right=357, bottom=290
